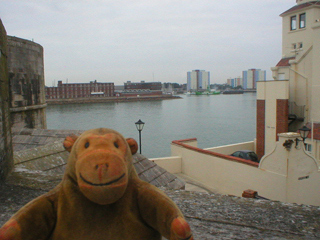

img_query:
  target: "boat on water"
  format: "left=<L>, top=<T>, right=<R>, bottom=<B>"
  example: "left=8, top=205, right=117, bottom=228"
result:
left=194, top=87, right=221, bottom=95
left=195, top=91, right=221, bottom=95
left=222, top=90, right=244, bottom=94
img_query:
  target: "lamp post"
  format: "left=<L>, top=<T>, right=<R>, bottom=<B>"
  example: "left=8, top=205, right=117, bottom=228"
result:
left=135, top=119, right=145, bottom=154
left=295, top=125, right=311, bottom=148
left=299, top=125, right=311, bottom=142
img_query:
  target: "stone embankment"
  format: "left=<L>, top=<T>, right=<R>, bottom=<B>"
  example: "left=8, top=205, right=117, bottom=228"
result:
left=46, top=95, right=181, bottom=105
left=1, top=180, right=320, bottom=239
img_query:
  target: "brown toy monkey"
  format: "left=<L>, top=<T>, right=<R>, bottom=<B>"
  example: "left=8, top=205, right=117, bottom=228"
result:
left=0, top=128, right=193, bottom=240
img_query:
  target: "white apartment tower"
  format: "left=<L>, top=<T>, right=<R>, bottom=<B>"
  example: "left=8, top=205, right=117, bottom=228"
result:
left=256, top=0, right=320, bottom=161
left=227, top=77, right=242, bottom=88
left=187, top=70, right=210, bottom=92
left=242, top=69, right=266, bottom=89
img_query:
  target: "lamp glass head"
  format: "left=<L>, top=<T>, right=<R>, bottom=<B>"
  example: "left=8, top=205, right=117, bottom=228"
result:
left=135, top=119, right=145, bottom=131
left=299, top=125, right=311, bottom=140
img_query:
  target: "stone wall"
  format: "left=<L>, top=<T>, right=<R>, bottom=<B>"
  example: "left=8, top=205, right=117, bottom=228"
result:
left=7, top=36, right=46, bottom=131
left=0, top=19, right=13, bottom=181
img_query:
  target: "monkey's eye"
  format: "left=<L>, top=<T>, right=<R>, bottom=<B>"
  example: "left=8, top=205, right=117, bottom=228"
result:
left=85, top=142, right=90, bottom=148
left=114, top=142, right=119, bottom=148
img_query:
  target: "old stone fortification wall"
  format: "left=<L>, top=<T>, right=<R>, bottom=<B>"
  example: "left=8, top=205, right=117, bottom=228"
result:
left=7, top=36, right=46, bottom=131
left=0, top=19, right=13, bottom=181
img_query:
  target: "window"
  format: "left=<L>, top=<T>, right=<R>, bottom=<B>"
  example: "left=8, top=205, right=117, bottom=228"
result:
left=299, top=13, right=306, bottom=28
left=292, top=43, right=297, bottom=49
left=299, top=42, right=303, bottom=49
left=278, top=73, right=285, bottom=80
left=291, top=16, right=297, bottom=30
left=305, top=143, right=312, bottom=152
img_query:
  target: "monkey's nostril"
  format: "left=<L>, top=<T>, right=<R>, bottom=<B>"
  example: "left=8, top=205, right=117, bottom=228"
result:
left=95, top=165, right=99, bottom=170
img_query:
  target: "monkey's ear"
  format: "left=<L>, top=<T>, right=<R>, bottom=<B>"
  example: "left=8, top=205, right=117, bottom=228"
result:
left=63, top=135, right=78, bottom=152
left=126, top=138, right=138, bottom=155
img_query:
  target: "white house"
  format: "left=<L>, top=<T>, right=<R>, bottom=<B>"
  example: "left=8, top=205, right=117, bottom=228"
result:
left=151, top=0, right=320, bottom=206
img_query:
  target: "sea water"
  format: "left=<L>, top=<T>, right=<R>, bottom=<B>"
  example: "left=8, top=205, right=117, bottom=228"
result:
left=46, top=93, right=256, bottom=158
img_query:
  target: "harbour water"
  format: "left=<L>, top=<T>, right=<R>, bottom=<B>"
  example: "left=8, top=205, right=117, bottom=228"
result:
left=46, top=93, right=257, bottom=158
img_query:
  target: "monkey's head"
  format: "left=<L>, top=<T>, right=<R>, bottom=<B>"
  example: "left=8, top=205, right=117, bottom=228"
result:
left=63, top=128, right=138, bottom=205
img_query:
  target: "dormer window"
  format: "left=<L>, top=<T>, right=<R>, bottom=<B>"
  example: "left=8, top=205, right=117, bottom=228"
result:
left=299, top=13, right=306, bottom=28
left=291, top=16, right=297, bottom=30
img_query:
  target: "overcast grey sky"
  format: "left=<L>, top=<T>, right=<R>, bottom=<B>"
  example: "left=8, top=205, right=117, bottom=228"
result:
left=1, top=0, right=294, bottom=86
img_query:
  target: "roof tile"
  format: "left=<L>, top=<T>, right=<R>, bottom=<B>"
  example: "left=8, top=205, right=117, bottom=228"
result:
left=281, top=1, right=320, bottom=16
left=12, top=128, right=185, bottom=190
left=276, top=57, right=295, bottom=67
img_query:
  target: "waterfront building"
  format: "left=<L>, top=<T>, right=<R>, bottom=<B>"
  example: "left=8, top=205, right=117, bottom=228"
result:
left=45, top=80, right=114, bottom=99
left=187, top=70, right=210, bottom=92
left=124, top=81, right=162, bottom=91
left=259, top=0, right=320, bottom=159
left=151, top=0, right=320, bottom=206
left=242, top=69, right=266, bottom=89
left=162, top=83, right=185, bottom=94
left=227, top=77, right=242, bottom=88
left=120, top=81, right=163, bottom=97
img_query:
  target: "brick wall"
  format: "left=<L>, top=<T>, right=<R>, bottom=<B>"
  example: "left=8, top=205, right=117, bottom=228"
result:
left=306, top=122, right=320, bottom=140
left=256, top=100, right=265, bottom=160
left=276, top=99, right=289, bottom=140
left=46, top=80, right=114, bottom=99
left=0, top=19, right=13, bottom=181
left=124, top=81, right=162, bottom=90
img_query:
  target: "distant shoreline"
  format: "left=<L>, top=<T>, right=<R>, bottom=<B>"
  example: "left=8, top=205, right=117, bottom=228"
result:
left=46, top=95, right=181, bottom=105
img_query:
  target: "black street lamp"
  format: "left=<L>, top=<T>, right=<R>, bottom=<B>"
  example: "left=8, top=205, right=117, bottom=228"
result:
left=295, top=125, right=311, bottom=148
left=135, top=119, right=145, bottom=154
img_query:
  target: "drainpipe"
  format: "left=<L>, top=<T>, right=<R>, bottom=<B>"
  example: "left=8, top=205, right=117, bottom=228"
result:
left=289, top=67, right=309, bottom=123
left=311, top=119, right=314, bottom=153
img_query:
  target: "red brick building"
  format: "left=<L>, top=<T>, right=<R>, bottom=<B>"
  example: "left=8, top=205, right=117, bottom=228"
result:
left=119, top=81, right=163, bottom=97
left=124, top=81, right=162, bottom=90
left=46, top=80, right=114, bottom=99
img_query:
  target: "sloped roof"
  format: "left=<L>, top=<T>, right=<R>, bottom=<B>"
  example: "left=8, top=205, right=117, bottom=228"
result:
left=276, top=57, right=295, bottom=67
left=11, top=128, right=185, bottom=190
left=280, top=1, right=320, bottom=16
left=11, top=128, right=84, bottom=152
